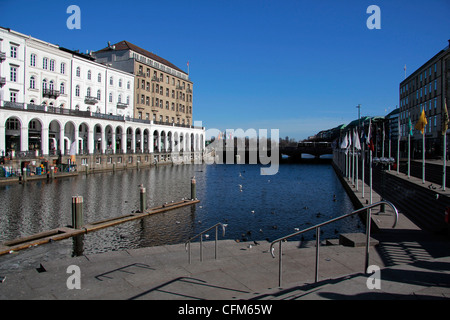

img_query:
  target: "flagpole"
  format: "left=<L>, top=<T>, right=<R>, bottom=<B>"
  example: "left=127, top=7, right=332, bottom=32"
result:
left=397, top=112, right=400, bottom=175
left=370, top=149, right=373, bottom=205
left=362, top=141, right=365, bottom=198
left=408, top=116, right=411, bottom=179
left=423, top=130, right=425, bottom=184
left=444, top=132, right=446, bottom=191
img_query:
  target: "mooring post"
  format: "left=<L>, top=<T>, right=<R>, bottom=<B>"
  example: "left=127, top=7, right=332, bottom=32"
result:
left=22, top=168, right=27, bottom=182
left=85, top=164, right=89, bottom=175
left=112, top=162, right=116, bottom=173
left=72, top=196, right=83, bottom=229
left=140, top=186, right=146, bottom=213
left=191, top=176, right=196, bottom=200
left=50, top=166, right=55, bottom=179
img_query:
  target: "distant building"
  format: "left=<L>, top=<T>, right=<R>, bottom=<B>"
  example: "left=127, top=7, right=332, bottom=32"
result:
left=94, top=41, right=193, bottom=125
left=399, top=40, right=450, bottom=157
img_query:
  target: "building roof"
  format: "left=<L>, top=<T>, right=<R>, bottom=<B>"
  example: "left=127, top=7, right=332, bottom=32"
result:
left=95, top=40, right=186, bottom=75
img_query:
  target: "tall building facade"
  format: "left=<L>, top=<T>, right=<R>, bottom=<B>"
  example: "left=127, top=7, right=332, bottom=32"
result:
left=93, top=41, right=193, bottom=125
left=399, top=40, right=450, bottom=157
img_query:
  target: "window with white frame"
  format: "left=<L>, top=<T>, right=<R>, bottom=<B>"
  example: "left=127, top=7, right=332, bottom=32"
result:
left=60, top=82, right=65, bottom=94
left=10, top=91, right=17, bottom=102
left=9, top=66, right=17, bottom=82
left=87, top=70, right=91, bottom=80
left=109, top=92, right=113, bottom=102
left=97, top=89, right=101, bottom=100
left=87, top=87, right=91, bottom=97
left=76, top=67, right=80, bottom=77
left=98, top=73, right=101, bottom=82
left=43, top=58, right=48, bottom=69
left=30, top=54, right=36, bottom=66
left=10, top=45, right=17, bottom=58
left=30, top=76, right=35, bottom=89
left=42, top=79, right=47, bottom=90
left=110, top=76, right=113, bottom=85
left=75, top=85, right=80, bottom=97
left=50, top=59, right=55, bottom=71
left=61, top=62, right=65, bottom=74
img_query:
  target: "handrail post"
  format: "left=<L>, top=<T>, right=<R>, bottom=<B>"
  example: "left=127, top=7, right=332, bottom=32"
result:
left=200, top=234, right=203, bottom=262
left=315, top=227, right=320, bottom=283
left=279, top=241, right=282, bottom=287
left=188, top=241, right=191, bottom=264
left=365, top=208, right=371, bottom=273
left=215, top=225, right=218, bottom=260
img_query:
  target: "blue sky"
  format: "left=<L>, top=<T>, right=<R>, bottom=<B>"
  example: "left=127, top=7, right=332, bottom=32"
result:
left=1, top=0, right=449, bottom=140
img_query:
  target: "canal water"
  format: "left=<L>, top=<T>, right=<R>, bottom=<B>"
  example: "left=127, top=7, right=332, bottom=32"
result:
left=0, top=162, right=362, bottom=272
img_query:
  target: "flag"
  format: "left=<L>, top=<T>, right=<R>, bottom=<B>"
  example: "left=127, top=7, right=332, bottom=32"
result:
left=442, top=101, right=448, bottom=136
left=367, top=120, right=374, bottom=152
left=415, top=109, right=428, bottom=134
left=408, top=117, right=413, bottom=136
left=340, top=132, right=348, bottom=149
left=69, top=141, right=77, bottom=163
left=353, top=128, right=361, bottom=150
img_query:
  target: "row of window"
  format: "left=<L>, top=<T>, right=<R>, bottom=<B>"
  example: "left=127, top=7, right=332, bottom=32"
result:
left=30, top=77, right=66, bottom=94
left=136, top=111, right=190, bottom=126
left=75, top=66, right=131, bottom=88
left=399, top=80, right=439, bottom=108
left=139, top=81, right=192, bottom=102
left=30, top=54, right=67, bottom=74
left=400, top=62, right=439, bottom=94
left=400, top=115, right=438, bottom=136
left=400, top=98, right=439, bottom=120
left=74, top=85, right=130, bottom=104
left=138, top=94, right=192, bottom=113
left=137, top=65, right=191, bottom=87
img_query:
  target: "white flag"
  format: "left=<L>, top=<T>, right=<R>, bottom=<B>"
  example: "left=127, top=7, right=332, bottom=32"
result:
left=340, top=133, right=348, bottom=149
left=354, top=128, right=361, bottom=150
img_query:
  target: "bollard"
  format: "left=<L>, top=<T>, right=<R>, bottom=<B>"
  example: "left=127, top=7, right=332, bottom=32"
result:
left=50, top=166, right=55, bottom=179
left=85, top=164, right=89, bottom=175
left=22, top=168, right=27, bottom=182
left=72, top=196, right=83, bottom=229
left=112, top=162, right=116, bottom=173
left=140, top=187, right=146, bottom=213
left=191, top=177, right=196, bottom=200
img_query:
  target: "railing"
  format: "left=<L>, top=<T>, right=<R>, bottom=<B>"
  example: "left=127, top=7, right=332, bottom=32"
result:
left=269, top=201, right=398, bottom=287
left=185, top=222, right=227, bottom=264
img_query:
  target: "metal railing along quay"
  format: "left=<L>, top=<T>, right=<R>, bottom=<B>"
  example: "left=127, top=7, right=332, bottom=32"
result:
left=269, top=201, right=399, bottom=287
left=185, top=222, right=227, bottom=264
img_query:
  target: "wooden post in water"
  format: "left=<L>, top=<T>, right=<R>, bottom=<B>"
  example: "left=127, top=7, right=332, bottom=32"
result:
left=140, top=186, right=146, bottom=213
left=72, top=196, right=83, bottom=229
left=22, top=168, right=27, bottom=182
left=191, top=176, right=196, bottom=200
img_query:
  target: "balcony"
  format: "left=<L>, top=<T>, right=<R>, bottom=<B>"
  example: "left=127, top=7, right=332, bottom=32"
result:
left=85, top=95, right=98, bottom=105
left=151, top=76, right=160, bottom=82
left=151, top=106, right=159, bottom=112
left=0, top=51, right=6, bottom=62
left=42, top=89, right=60, bottom=99
left=117, top=102, right=128, bottom=109
left=0, top=77, right=6, bottom=87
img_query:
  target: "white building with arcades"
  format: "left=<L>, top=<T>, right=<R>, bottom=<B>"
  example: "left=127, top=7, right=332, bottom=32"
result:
left=0, top=27, right=204, bottom=159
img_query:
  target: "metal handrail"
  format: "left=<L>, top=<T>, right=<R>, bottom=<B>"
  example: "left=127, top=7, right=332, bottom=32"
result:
left=269, top=200, right=398, bottom=287
left=185, top=222, right=227, bottom=264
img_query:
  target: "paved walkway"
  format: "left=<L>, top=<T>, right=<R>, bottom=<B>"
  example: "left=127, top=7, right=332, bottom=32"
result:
left=0, top=165, right=449, bottom=300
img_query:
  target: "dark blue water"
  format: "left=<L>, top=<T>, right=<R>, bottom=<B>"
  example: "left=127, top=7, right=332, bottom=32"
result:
left=0, top=163, right=361, bottom=270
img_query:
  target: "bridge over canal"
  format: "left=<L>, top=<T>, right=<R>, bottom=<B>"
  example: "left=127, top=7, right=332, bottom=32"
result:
left=281, top=142, right=333, bottom=160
